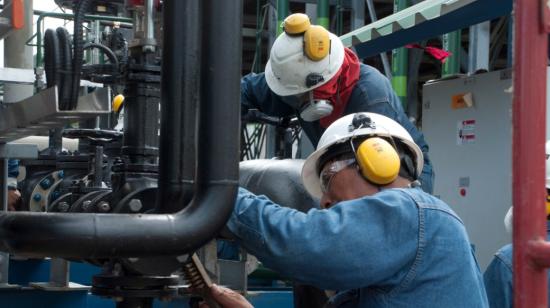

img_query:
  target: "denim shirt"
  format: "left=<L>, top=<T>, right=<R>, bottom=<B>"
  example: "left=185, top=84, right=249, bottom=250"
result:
left=241, top=64, right=434, bottom=193
left=228, top=187, right=488, bottom=307
left=483, top=222, right=550, bottom=308
left=7, top=159, right=19, bottom=188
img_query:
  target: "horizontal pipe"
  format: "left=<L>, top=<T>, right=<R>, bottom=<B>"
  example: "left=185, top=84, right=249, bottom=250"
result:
left=0, top=0, right=241, bottom=259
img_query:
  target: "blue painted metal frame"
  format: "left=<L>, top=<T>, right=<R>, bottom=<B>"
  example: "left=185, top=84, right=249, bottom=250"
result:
left=351, top=0, right=512, bottom=58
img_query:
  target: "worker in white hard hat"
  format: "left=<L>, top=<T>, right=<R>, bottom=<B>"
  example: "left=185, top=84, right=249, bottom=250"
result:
left=483, top=140, right=550, bottom=308
left=210, top=112, right=488, bottom=307
left=241, top=13, right=434, bottom=194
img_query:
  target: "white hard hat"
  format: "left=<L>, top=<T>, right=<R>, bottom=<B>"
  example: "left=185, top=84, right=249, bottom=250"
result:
left=264, top=31, right=345, bottom=96
left=301, top=112, right=424, bottom=199
left=546, top=140, right=550, bottom=188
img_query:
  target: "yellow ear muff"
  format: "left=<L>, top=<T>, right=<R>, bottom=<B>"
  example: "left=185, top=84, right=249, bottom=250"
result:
left=356, top=137, right=401, bottom=185
left=303, top=25, right=330, bottom=61
left=546, top=194, right=550, bottom=217
left=283, top=13, right=311, bottom=35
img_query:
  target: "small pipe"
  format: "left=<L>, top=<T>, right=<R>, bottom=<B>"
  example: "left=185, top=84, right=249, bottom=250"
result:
left=145, top=0, right=154, bottom=42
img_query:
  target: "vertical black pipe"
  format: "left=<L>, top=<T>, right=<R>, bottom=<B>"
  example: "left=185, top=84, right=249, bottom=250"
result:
left=198, top=0, right=242, bottom=185
left=156, top=0, right=200, bottom=213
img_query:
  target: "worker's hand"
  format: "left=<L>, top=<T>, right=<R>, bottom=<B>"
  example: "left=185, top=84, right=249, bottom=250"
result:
left=8, top=189, right=21, bottom=211
left=199, top=284, right=253, bottom=308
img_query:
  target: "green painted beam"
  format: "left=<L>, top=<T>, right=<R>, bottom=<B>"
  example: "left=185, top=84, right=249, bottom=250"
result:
left=317, top=0, right=330, bottom=29
left=277, top=0, right=289, bottom=36
left=391, top=0, right=409, bottom=109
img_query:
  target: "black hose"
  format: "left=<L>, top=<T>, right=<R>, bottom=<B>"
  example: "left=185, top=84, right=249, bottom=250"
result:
left=82, top=42, right=119, bottom=68
left=56, top=27, right=72, bottom=111
left=43, top=28, right=60, bottom=89
left=70, top=0, right=93, bottom=110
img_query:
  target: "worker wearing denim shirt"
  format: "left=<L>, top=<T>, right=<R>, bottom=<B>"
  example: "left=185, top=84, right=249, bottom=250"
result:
left=217, top=113, right=487, bottom=308
left=483, top=140, right=550, bottom=307
left=483, top=222, right=550, bottom=308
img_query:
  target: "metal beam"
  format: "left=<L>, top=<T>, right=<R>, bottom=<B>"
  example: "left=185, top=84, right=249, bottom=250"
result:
left=340, top=0, right=512, bottom=58
left=468, top=21, right=490, bottom=73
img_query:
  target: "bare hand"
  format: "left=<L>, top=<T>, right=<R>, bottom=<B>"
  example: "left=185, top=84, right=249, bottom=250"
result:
left=8, top=189, right=21, bottom=211
left=199, top=284, right=253, bottom=308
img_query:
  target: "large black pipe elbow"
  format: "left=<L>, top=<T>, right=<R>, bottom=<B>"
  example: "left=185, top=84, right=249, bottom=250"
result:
left=0, top=0, right=242, bottom=258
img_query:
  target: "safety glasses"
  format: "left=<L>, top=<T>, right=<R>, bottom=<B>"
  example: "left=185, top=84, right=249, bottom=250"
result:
left=319, top=158, right=356, bottom=193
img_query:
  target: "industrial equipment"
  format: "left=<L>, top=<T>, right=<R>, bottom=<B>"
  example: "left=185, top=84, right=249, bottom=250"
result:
left=422, top=69, right=550, bottom=269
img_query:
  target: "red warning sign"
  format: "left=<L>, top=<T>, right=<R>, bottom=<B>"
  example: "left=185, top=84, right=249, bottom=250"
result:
left=457, top=119, right=476, bottom=145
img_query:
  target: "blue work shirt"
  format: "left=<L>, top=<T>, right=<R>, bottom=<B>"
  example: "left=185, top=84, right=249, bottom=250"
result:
left=483, top=222, right=550, bottom=308
left=241, top=64, right=434, bottom=193
left=7, top=159, right=19, bottom=188
left=228, top=187, right=488, bottom=307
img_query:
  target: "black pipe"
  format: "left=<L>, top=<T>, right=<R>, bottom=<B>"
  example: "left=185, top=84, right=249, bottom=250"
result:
left=155, top=0, right=200, bottom=213
left=0, top=0, right=241, bottom=258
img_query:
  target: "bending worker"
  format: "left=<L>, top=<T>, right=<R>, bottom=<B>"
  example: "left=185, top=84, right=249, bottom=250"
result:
left=241, top=13, right=434, bottom=193
left=483, top=140, right=550, bottom=307
left=213, top=112, right=488, bottom=307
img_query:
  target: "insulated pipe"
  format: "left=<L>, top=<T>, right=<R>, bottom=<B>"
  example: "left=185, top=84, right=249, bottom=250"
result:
left=0, top=0, right=241, bottom=258
left=512, top=0, right=549, bottom=306
left=155, top=0, right=200, bottom=213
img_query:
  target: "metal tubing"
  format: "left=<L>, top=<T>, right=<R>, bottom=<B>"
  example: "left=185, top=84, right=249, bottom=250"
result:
left=0, top=0, right=241, bottom=259
left=35, top=12, right=133, bottom=66
left=317, top=0, right=329, bottom=29
left=145, top=0, right=154, bottom=41
left=512, top=0, right=549, bottom=306
left=156, top=0, right=201, bottom=213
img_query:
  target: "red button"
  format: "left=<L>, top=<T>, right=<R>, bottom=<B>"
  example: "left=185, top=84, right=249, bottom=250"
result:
left=460, top=188, right=466, bottom=196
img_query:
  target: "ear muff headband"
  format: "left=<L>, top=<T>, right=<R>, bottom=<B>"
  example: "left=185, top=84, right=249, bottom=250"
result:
left=283, top=14, right=331, bottom=62
left=355, top=137, right=401, bottom=185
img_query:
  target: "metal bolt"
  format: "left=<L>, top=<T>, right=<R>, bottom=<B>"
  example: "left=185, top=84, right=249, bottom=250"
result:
left=58, top=170, right=65, bottom=179
left=128, top=199, right=142, bottom=212
left=58, top=202, right=70, bottom=212
left=82, top=200, right=92, bottom=211
left=33, top=193, right=42, bottom=202
left=40, top=178, right=52, bottom=189
left=98, top=201, right=111, bottom=213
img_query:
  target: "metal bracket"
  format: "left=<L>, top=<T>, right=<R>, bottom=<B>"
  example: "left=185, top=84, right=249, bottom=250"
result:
left=0, top=143, right=37, bottom=159
left=30, top=258, right=89, bottom=291
left=0, top=86, right=111, bottom=143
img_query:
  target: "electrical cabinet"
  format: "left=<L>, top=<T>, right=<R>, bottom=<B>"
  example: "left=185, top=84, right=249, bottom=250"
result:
left=422, top=69, right=550, bottom=269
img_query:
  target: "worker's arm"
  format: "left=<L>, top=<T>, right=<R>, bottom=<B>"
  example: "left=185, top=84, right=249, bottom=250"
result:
left=227, top=187, right=418, bottom=290
left=483, top=246, right=513, bottom=308
left=241, top=73, right=296, bottom=118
